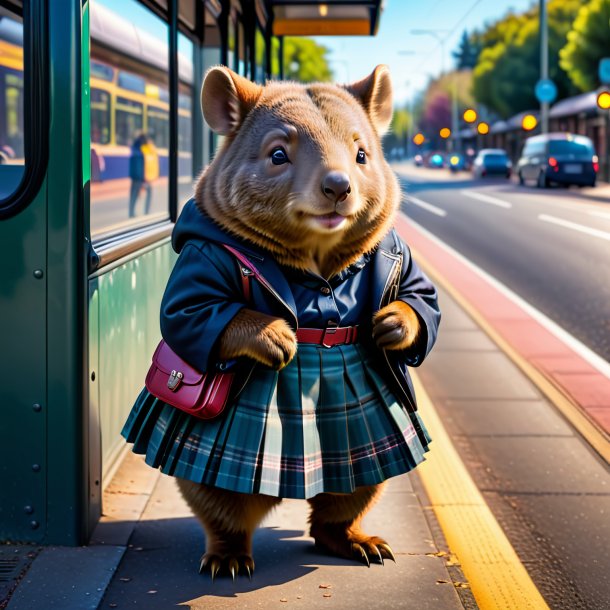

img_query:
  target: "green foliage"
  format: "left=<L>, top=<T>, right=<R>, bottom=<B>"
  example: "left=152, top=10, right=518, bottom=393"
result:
left=390, top=108, right=412, bottom=138
left=283, top=37, right=333, bottom=83
left=471, top=0, right=581, bottom=118
left=560, top=0, right=610, bottom=91
left=452, top=30, right=481, bottom=70
left=254, top=33, right=333, bottom=83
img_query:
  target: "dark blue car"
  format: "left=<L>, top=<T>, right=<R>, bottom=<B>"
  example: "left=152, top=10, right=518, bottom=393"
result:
left=517, top=133, right=598, bottom=188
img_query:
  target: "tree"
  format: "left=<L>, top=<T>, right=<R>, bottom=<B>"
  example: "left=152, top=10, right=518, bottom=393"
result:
left=560, top=0, right=610, bottom=92
left=472, top=0, right=581, bottom=118
left=254, top=33, right=333, bottom=83
left=452, top=30, right=481, bottom=70
left=283, top=37, right=333, bottom=83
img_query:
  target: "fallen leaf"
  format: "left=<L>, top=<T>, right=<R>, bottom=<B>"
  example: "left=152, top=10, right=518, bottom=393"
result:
left=280, top=598, right=288, bottom=602
left=323, top=593, right=332, bottom=598
left=318, top=584, right=332, bottom=589
left=436, top=579, right=450, bottom=584
left=296, top=596, right=302, bottom=599
left=454, top=582, right=470, bottom=589
left=425, top=551, right=448, bottom=558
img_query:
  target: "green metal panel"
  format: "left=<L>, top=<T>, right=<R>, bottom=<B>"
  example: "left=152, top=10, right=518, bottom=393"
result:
left=91, top=243, right=176, bottom=477
left=44, top=0, right=87, bottom=544
left=0, top=182, right=48, bottom=543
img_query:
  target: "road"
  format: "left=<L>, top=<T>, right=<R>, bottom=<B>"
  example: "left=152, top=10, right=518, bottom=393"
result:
left=393, top=163, right=610, bottom=609
left=393, top=162, right=610, bottom=365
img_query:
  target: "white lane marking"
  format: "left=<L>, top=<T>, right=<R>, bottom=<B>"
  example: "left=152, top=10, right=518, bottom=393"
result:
left=460, top=189, right=513, bottom=209
left=588, top=210, right=610, bottom=221
left=405, top=195, right=447, bottom=217
left=538, top=214, right=610, bottom=242
left=402, top=214, right=610, bottom=381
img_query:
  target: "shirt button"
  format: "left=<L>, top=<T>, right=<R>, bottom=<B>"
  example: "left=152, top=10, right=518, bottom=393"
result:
left=320, top=286, right=331, bottom=295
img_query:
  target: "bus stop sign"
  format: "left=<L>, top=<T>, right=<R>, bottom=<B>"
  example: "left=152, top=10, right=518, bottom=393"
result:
left=535, top=79, right=557, bottom=104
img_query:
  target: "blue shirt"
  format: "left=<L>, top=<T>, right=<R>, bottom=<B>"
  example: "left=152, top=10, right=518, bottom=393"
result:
left=283, top=254, right=372, bottom=327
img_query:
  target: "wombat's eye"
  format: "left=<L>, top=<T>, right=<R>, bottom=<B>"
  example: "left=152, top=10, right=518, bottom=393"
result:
left=271, top=147, right=290, bottom=165
left=356, top=149, right=367, bottom=164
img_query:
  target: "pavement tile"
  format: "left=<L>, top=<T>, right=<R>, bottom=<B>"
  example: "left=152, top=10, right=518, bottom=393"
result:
left=432, top=399, right=575, bottom=437
left=503, top=494, right=610, bottom=610
left=99, top=472, right=465, bottom=610
left=6, top=546, right=125, bottom=610
left=435, top=329, right=498, bottom=352
left=434, top=293, right=478, bottom=331
left=551, top=372, right=610, bottom=408
left=421, top=351, right=540, bottom=401
left=470, top=436, right=610, bottom=494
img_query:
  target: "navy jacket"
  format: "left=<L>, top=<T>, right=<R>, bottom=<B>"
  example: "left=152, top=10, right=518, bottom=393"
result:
left=160, top=200, right=440, bottom=412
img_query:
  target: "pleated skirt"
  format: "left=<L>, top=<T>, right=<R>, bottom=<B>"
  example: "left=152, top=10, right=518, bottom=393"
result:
left=121, top=342, right=431, bottom=499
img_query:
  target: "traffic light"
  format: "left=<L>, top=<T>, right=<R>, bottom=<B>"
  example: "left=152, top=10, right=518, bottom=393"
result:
left=463, top=109, right=477, bottom=123
left=477, top=122, right=489, bottom=135
left=522, top=114, right=538, bottom=131
left=597, top=90, right=610, bottom=110
left=413, top=133, right=425, bottom=146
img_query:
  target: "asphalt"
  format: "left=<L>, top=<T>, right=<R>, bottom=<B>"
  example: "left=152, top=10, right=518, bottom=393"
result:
left=393, top=163, right=610, bottom=363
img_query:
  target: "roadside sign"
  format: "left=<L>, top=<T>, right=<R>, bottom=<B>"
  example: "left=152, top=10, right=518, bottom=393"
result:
left=599, top=58, right=610, bottom=84
left=535, top=78, right=557, bottom=104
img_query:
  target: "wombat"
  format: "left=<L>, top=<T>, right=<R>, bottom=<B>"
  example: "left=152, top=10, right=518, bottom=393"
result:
left=122, top=64, right=440, bottom=580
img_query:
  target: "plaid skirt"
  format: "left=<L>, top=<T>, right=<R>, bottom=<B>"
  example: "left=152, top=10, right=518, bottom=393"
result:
left=121, top=343, right=431, bottom=499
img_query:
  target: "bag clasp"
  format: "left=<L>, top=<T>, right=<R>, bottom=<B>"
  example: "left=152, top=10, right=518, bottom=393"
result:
left=167, top=369, right=184, bottom=391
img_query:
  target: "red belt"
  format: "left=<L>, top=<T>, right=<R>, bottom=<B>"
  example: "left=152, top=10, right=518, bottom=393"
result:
left=296, top=325, right=359, bottom=347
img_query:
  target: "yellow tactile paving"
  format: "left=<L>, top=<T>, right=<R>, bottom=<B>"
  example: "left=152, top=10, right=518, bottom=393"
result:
left=413, top=372, right=551, bottom=610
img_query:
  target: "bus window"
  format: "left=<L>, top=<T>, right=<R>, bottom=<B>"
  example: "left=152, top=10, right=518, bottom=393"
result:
left=147, top=106, right=169, bottom=150
left=91, top=88, right=110, bottom=145
left=0, top=8, right=25, bottom=199
left=90, top=0, right=170, bottom=237
left=177, top=32, right=193, bottom=209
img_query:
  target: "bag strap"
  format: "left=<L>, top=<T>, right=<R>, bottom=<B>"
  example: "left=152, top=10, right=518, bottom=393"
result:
left=222, top=244, right=260, bottom=304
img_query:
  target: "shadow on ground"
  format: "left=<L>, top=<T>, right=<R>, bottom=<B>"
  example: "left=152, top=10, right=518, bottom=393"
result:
left=100, top=518, right=365, bottom=608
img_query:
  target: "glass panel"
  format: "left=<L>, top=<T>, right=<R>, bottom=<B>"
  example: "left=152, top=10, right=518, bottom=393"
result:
left=178, top=32, right=194, bottom=210
left=0, top=8, right=25, bottom=199
left=90, top=0, right=170, bottom=237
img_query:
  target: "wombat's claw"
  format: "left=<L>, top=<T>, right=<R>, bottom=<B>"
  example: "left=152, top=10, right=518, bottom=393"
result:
left=352, top=543, right=370, bottom=567
left=378, top=543, right=396, bottom=563
left=199, top=555, right=222, bottom=580
left=245, top=564, right=252, bottom=581
left=228, top=558, right=239, bottom=581
left=373, top=546, right=384, bottom=565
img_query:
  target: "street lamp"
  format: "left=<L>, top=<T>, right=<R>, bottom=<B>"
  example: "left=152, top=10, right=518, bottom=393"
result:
left=411, top=28, right=457, bottom=150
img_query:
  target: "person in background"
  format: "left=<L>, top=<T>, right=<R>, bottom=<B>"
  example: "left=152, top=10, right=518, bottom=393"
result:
left=129, top=133, right=159, bottom=217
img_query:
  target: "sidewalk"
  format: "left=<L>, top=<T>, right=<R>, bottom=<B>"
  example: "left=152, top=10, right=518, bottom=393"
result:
left=4, top=454, right=474, bottom=610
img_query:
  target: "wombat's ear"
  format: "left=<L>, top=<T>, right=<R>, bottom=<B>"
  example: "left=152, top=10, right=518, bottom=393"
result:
left=345, top=65, right=393, bottom=134
left=201, top=66, right=263, bottom=135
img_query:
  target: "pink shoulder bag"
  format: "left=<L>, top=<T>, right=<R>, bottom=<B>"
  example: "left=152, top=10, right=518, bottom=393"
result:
left=144, top=244, right=261, bottom=420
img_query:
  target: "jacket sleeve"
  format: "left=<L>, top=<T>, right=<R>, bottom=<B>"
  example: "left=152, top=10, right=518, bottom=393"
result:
left=395, top=236, right=441, bottom=367
left=160, top=242, right=246, bottom=372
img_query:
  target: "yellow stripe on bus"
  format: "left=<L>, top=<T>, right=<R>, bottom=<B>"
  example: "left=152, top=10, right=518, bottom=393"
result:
left=413, top=372, right=550, bottom=610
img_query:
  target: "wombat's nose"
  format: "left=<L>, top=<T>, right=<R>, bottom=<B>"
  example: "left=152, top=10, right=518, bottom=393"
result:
left=322, top=171, right=351, bottom=203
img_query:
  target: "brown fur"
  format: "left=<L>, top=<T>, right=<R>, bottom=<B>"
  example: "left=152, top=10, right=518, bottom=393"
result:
left=218, top=308, right=297, bottom=370
left=184, top=66, right=418, bottom=576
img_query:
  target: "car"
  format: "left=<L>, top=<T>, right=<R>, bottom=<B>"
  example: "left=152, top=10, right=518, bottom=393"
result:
left=516, top=133, right=598, bottom=188
left=424, top=151, right=445, bottom=169
left=447, top=153, right=466, bottom=173
left=472, top=149, right=512, bottom=178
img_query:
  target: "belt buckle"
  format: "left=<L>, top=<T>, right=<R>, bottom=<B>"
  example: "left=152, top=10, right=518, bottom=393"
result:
left=321, top=325, right=339, bottom=348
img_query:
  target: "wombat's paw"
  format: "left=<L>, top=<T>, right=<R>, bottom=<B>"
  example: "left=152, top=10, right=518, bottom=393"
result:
left=219, top=309, right=297, bottom=369
left=372, top=300, right=421, bottom=351
left=311, top=522, right=396, bottom=567
left=199, top=552, right=255, bottom=581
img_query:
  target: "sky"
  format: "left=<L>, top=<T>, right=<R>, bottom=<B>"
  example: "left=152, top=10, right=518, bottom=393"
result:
left=313, top=0, right=537, bottom=107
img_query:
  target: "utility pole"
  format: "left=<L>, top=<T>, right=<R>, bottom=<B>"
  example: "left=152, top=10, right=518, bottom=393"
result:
left=540, top=0, right=549, bottom=134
